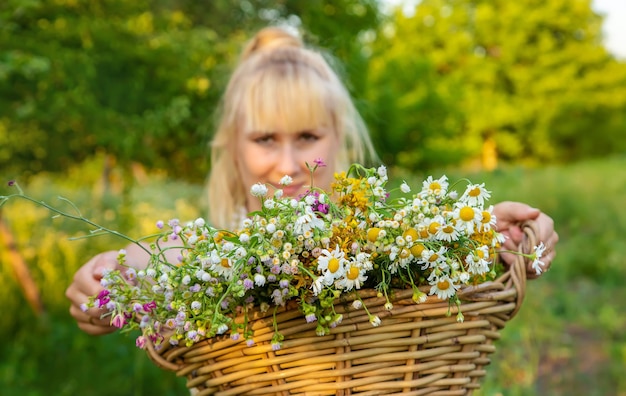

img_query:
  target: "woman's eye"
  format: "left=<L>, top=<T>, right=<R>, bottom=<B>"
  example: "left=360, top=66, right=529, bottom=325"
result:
left=299, top=132, right=319, bottom=142
left=254, top=135, right=274, bottom=144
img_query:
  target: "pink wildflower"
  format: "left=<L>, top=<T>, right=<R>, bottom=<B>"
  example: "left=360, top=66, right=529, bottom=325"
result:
left=135, top=336, right=147, bottom=349
left=111, top=313, right=126, bottom=328
left=143, top=301, right=157, bottom=312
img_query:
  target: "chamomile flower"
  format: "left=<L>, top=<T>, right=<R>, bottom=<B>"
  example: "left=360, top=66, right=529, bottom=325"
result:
left=423, top=215, right=446, bottom=240
left=429, top=274, right=460, bottom=300
left=211, top=255, right=234, bottom=279
left=293, top=205, right=325, bottom=235
left=478, top=205, right=497, bottom=232
left=336, top=262, right=367, bottom=291
left=461, top=183, right=491, bottom=206
left=531, top=242, right=547, bottom=275
left=354, top=252, right=373, bottom=270
left=435, top=219, right=461, bottom=242
left=311, top=276, right=324, bottom=295
left=421, top=246, right=448, bottom=270
left=422, top=175, right=449, bottom=197
left=454, top=203, right=482, bottom=234
left=316, top=245, right=347, bottom=285
left=465, top=246, right=491, bottom=275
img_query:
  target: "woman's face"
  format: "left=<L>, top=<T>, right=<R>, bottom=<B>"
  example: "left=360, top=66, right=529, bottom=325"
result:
left=236, top=122, right=339, bottom=212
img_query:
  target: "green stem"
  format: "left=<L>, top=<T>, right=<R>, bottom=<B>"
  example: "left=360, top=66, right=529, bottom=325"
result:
left=1, top=193, right=151, bottom=256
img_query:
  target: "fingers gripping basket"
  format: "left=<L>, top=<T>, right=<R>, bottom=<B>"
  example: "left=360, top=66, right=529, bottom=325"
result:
left=145, top=221, right=540, bottom=395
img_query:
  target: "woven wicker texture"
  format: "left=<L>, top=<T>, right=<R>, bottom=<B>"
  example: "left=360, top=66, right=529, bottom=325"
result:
left=146, top=221, right=539, bottom=395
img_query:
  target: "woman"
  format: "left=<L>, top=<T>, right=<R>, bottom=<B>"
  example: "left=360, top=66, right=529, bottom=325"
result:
left=66, top=26, right=558, bottom=335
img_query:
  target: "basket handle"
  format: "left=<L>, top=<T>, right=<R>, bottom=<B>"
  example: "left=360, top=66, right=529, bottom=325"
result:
left=145, top=339, right=180, bottom=372
left=508, top=220, right=540, bottom=318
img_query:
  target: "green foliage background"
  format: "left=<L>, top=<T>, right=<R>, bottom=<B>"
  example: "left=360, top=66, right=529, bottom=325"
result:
left=2, top=0, right=625, bottom=182
left=1, top=0, right=625, bottom=395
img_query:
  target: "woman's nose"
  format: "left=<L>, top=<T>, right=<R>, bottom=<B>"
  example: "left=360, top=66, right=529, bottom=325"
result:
left=277, top=145, right=301, bottom=176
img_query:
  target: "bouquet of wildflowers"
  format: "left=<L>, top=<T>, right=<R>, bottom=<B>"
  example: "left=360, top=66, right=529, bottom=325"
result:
left=2, top=163, right=545, bottom=352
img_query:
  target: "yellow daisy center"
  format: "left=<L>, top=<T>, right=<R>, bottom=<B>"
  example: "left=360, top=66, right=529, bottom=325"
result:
left=403, top=228, right=418, bottom=242
left=460, top=206, right=475, bottom=222
left=367, top=227, right=381, bottom=243
left=347, top=266, right=360, bottom=280
left=428, top=222, right=441, bottom=235
left=442, top=225, right=455, bottom=234
left=400, top=248, right=411, bottom=259
left=429, top=253, right=439, bottom=262
left=429, top=182, right=441, bottom=191
left=410, top=243, right=425, bottom=257
left=469, top=187, right=481, bottom=197
left=221, top=258, right=230, bottom=268
left=328, top=258, right=340, bottom=273
left=481, top=211, right=491, bottom=223
left=437, top=279, right=450, bottom=290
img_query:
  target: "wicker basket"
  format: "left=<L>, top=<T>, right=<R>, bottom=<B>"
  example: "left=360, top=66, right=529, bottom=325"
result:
left=145, top=221, right=539, bottom=395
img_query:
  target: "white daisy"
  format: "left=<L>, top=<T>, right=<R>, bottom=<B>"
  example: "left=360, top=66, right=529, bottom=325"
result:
left=423, top=214, right=446, bottom=240
left=477, top=205, right=497, bottom=232
left=421, top=175, right=449, bottom=197
left=454, top=203, right=482, bottom=234
left=311, top=276, right=324, bottom=296
left=460, top=183, right=491, bottom=206
left=293, top=205, right=325, bottom=235
left=211, top=256, right=234, bottom=280
left=421, top=246, right=448, bottom=270
left=428, top=274, right=460, bottom=300
left=316, top=245, right=347, bottom=285
left=465, top=246, right=491, bottom=275
left=435, top=220, right=461, bottom=242
left=531, top=242, right=547, bottom=275
left=336, top=262, right=367, bottom=291
left=354, top=252, right=373, bottom=270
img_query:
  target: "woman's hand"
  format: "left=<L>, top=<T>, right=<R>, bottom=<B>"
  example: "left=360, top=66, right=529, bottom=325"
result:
left=65, top=251, right=123, bottom=335
left=65, top=241, right=178, bottom=335
left=494, top=201, right=559, bottom=277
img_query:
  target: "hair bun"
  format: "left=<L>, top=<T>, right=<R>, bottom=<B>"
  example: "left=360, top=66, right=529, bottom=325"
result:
left=241, top=27, right=303, bottom=60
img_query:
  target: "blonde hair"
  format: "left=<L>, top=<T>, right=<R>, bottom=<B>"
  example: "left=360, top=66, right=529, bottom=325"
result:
left=207, top=27, right=377, bottom=229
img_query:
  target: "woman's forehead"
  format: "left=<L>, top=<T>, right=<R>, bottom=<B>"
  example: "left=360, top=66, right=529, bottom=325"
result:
left=239, top=66, right=337, bottom=133
left=241, top=95, right=334, bottom=134
left=242, top=113, right=331, bottom=134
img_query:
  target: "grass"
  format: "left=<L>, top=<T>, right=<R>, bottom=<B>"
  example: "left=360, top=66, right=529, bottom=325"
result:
left=1, top=154, right=625, bottom=395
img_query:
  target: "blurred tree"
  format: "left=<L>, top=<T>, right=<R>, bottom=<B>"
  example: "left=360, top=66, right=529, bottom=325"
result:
left=0, top=0, right=380, bottom=182
left=366, top=0, right=626, bottom=171
left=0, top=0, right=220, bottom=182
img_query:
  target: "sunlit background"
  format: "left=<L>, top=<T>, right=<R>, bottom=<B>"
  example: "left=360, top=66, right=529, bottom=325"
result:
left=593, top=0, right=626, bottom=58
left=1, top=1, right=625, bottom=395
